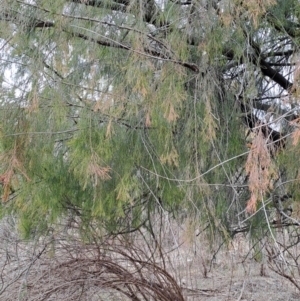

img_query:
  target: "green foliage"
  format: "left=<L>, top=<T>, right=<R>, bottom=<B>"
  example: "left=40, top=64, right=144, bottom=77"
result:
left=0, top=0, right=299, bottom=240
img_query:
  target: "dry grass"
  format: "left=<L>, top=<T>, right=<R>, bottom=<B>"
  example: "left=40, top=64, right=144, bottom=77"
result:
left=0, top=216, right=300, bottom=300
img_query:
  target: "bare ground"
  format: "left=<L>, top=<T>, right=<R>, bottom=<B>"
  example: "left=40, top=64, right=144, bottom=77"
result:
left=181, top=263, right=300, bottom=301
left=167, top=233, right=300, bottom=301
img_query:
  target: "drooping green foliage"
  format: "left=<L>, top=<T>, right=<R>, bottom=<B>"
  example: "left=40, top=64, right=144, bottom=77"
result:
left=1, top=0, right=300, bottom=238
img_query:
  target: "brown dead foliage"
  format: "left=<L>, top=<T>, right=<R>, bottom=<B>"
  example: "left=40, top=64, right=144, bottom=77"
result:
left=245, top=128, right=276, bottom=212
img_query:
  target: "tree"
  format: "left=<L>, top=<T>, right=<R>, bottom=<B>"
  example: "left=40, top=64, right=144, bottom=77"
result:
left=0, top=0, right=300, bottom=239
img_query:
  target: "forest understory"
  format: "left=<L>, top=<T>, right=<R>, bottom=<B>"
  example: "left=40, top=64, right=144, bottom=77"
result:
left=1, top=217, right=300, bottom=301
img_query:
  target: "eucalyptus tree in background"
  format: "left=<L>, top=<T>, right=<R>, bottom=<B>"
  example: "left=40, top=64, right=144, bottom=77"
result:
left=0, top=0, right=300, bottom=239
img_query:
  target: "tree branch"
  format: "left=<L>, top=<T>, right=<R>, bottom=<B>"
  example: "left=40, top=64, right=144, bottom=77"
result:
left=260, top=58, right=293, bottom=91
left=69, top=0, right=126, bottom=12
left=224, top=44, right=293, bottom=91
left=67, top=28, right=199, bottom=72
